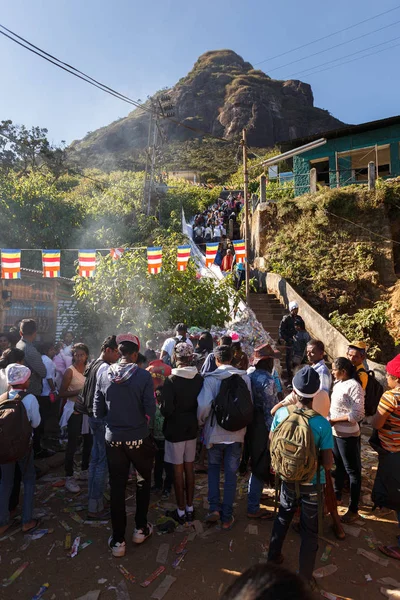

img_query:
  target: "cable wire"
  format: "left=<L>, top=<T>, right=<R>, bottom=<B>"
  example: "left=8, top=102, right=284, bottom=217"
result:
left=254, top=4, right=400, bottom=66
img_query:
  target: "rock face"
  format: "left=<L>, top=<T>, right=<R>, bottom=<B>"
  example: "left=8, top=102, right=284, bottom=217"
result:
left=70, top=50, right=345, bottom=167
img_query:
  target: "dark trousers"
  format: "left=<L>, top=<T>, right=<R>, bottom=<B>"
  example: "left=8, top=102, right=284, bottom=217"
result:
left=0, top=463, right=21, bottom=512
left=268, top=483, right=319, bottom=582
left=106, top=436, right=155, bottom=543
left=154, top=439, right=173, bottom=492
left=33, top=396, right=52, bottom=454
left=65, top=413, right=93, bottom=477
left=333, top=435, right=361, bottom=513
left=285, top=344, right=293, bottom=381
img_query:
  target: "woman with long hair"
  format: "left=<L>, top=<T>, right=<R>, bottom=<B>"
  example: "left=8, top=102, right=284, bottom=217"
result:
left=329, top=357, right=365, bottom=523
left=59, top=343, right=91, bottom=493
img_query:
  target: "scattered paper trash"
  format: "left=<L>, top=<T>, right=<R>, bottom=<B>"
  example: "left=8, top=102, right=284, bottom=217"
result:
left=151, top=575, right=177, bottom=600
left=365, top=574, right=373, bottom=582
left=245, top=524, right=258, bottom=535
left=140, top=566, right=166, bottom=588
left=341, top=524, right=361, bottom=538
left=1, top=561, right=29, bottom=587
left=156, top=543, right=169, bottom=565
left=320, top=546, right=332, bottom=562
left=10, top=557, right=21, bottom=564
left=69, top=536, right=80, bottom=558
left=357, top=547, right=389, bottom=567
left=115, top=580, right=131, bottom=600
left=75, top=591, right=101, bottom=600
left=172, top=549, right=188, bottom=569
left=97, top=579, right=107, bottom=584
left=313, top=564, right=338, bottom=578
left=378, top=578, right=400, bottom=587
left=31, top=583, right=49, bottom=600
left=117, top=565, right=136, bottom=584
left=229, top=539, right=234, bottom=553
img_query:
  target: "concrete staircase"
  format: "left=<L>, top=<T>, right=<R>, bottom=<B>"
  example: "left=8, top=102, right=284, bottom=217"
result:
left=249, top=292, right=287, bottom=344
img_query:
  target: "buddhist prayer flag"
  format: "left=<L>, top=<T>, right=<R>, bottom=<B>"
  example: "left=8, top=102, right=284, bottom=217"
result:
left=78, top=250, right=96, bottom=277
left=110, top=248, right=124, bottom=260
left=177, top=245, right=191, bottom=271
left=1, top=249, right=21, bottom=279
left=147, top=246, right=162, bottom=274
left=205, top=242, right=219, bottom=267
left=42, top=250, right=61, bottom=278
left=232, top=239, right=246, bottom=264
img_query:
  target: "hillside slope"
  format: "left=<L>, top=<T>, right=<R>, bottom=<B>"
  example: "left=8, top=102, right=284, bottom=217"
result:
left=69, top=49, right=345, bottom=170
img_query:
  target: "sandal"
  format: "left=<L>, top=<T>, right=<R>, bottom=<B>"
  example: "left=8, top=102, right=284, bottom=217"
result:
left=340, top=510, right=359, bottom=524
left=247, top=510, right=274, bottom=520
left=378, top=545, right=400, bottom=560
left=331, top=523, right=346, bottom=541
left=222, top=516, right=235, bottom=531
left=22, top=518, right=41, bottom=534
left=0, top=522, right=14, bottom=536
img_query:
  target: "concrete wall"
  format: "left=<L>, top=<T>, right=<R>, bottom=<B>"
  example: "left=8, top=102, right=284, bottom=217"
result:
left=265, top=271, right=386, bottom=380
left=293, top=123, right=400, bottom=195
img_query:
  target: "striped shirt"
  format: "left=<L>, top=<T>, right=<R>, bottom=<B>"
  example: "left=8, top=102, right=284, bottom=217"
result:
left=377, top=389, right=400, bottom=452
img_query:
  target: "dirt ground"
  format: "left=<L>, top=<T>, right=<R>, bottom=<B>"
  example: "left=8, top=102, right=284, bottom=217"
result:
left=1, top=432, right=400, bottom=600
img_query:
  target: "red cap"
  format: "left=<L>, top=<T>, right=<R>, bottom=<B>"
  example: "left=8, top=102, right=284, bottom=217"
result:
left=386, top=354, right=400, bottom=378
left=116, top=333, right=140, bottom=350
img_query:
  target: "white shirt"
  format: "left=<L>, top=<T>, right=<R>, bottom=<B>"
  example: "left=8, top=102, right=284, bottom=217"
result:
left=42, top=354, right=57, bottom=396
left=161, top=336, right=193, bottom=358
left=0, top=369, right=7, bottom=395
left=9, top=389, right=41, bottom=428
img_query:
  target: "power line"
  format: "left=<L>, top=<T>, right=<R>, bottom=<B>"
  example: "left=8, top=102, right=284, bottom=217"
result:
left=254, top=4, right=400, bottom=66
left=266, top=18, right=400, bottom=75
left=294, top=38, right=400, bottom=78
left=287, top=33, right=400, bottom=79
left=0, top=24, right=237, bottom=146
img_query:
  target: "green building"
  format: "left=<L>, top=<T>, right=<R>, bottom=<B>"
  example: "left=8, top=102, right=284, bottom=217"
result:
left=286, top=115, right=400, bottom=196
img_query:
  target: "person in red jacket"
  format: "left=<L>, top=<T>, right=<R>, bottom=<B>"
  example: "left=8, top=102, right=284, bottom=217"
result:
left=221, top=249, right=234, bottom=273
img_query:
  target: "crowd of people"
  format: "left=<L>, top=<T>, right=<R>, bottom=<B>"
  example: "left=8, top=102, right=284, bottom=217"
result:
left=0, top=312, right=399, bottom=594
left=192, top=194, right=246, bottom=287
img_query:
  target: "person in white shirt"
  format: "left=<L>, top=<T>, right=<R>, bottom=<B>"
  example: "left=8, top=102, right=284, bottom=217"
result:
left=161, top=323, right=193, bottom=366
left=41, top=342, right=57, bottom=398
left=0, top=364, right=41, bottom=535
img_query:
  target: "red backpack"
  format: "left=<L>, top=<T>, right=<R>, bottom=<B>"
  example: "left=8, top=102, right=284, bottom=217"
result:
left=0, top=391, right=32, bottom=463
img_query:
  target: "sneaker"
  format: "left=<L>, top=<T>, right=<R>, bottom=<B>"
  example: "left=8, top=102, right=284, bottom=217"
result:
left=65, top=477, right=81, bottom=493
left=165, top=509, right=186, bottom=525
left=76, top=470, right=89, bottom=481
left=108, top=535, right=126, bottom=557
left=133, top=523, right=153, bottom=544
left=185, top=510, right=195, bottom=524
left=205, top=510, right=220, bottom=523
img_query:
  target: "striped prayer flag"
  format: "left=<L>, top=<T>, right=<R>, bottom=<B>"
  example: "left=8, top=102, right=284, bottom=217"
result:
left=42, top=250, right=61, bottom=278
left=177, top=245, right=191, bottom=271
left=110, top=248, right=124, bottom=260
left=232, top=239, right=246, bottom=264
left=205, top=242, right=219, bottom=267
left=1, top=249, right=21, bottom=279
left=147, top=246, right=162, bottom=274
left=78, top=250, right=96, bottom=277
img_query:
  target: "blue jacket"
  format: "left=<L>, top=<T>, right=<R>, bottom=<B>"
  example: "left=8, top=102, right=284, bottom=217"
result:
left=94, top=362, right=156, bottom=442
left=249, top=369, right=278, bottom=430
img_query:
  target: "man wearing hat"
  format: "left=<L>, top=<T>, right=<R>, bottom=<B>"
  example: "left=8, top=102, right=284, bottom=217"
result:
left=268, top=366, right=334, bottom=590
left=347, top=341, right=369, bottom=391
left=247, top=344, right=280, bottom=519
left=160, top=323, right=193, bottom=367
left=278, top=301, right=300, bottom=384
left=94, top=333, right=156, bottom=558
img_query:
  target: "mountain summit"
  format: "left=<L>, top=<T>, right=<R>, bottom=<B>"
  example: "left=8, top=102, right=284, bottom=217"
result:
left=70, top=49, right=344, bottom=169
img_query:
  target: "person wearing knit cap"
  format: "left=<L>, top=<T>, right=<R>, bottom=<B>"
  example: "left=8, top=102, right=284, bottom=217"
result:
left=0, top=364, right=41, bottom=536
left=347, top=341, right=369, bottom=391
left=268, top=366, right=334, bottom=590
left=278, top=301, right=300, bottom=383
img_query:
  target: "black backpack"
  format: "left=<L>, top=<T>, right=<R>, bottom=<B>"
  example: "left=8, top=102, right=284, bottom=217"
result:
left=359, top=368, right=384, bottom=416
left=0, top=391, right=32, bottom=464
left=212, top=374, right=253, bottom=431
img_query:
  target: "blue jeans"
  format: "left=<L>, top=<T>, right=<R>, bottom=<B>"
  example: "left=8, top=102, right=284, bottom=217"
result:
left=0, top=450, right=36, bottom=526
left=247, top=473, right=264, bottom=514
left=88, top=416, right=107, bottom=514
left=268, top=482, right=319, bottom=582
left=207, top=442, right=242, bottom=523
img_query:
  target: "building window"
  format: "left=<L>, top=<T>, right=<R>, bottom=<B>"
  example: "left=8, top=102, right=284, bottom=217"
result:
left=338, top=144, right=391, bottom=182
left=309, top=157, right=330, bottom=186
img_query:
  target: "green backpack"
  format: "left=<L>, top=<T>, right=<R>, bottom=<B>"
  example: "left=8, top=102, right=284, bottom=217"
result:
left=270, top=406, right=319, bottom=484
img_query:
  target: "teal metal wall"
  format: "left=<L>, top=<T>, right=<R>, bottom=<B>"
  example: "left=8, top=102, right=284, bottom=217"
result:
left=293, top=124, right=400, bottom=196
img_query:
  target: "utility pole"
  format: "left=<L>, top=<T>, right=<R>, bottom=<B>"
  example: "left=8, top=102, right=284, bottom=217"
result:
left=147, top=112, right=158, bottom=216
left=242, top=128, right=250, bottom=304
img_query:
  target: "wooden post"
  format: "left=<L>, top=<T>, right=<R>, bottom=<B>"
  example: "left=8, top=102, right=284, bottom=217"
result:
left=242, top=129, right=250, bottom=304
left=260, top=174, right=266, bottom=203
left=310, top=167, right=317, bottom=193
left=368, top=161, right=376, bottom=191
left=335, top=151, right=339, bottom=188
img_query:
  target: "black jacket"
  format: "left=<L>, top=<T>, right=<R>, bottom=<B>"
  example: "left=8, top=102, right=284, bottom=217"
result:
left=160, top=369, right=203, bottom=443
left=279, top=314, right=297, bottom=343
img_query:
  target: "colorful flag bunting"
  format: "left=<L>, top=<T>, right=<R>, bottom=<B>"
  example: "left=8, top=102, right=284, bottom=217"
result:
left=147, top=246, right=162, bottom=274
left=110, top=248, right=124, bottom=260
left=1, top=249, right=21, bottom=279
left=205, top=242, right=219, bottom=267
left=42, top=250, right=61, bottom=278
left=177, top=245, right=191, bottom=271
left=232, top=239, right=246, bottom=264
left=78, top=250, right=96, bottom=277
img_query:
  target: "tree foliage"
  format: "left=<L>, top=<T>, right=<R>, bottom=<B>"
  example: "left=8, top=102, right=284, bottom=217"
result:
left=73, top=233, right=240, bottom=347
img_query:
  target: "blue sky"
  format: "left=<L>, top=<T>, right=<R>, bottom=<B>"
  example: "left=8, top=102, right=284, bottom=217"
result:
left=1, top=0, right=399, bottom=145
